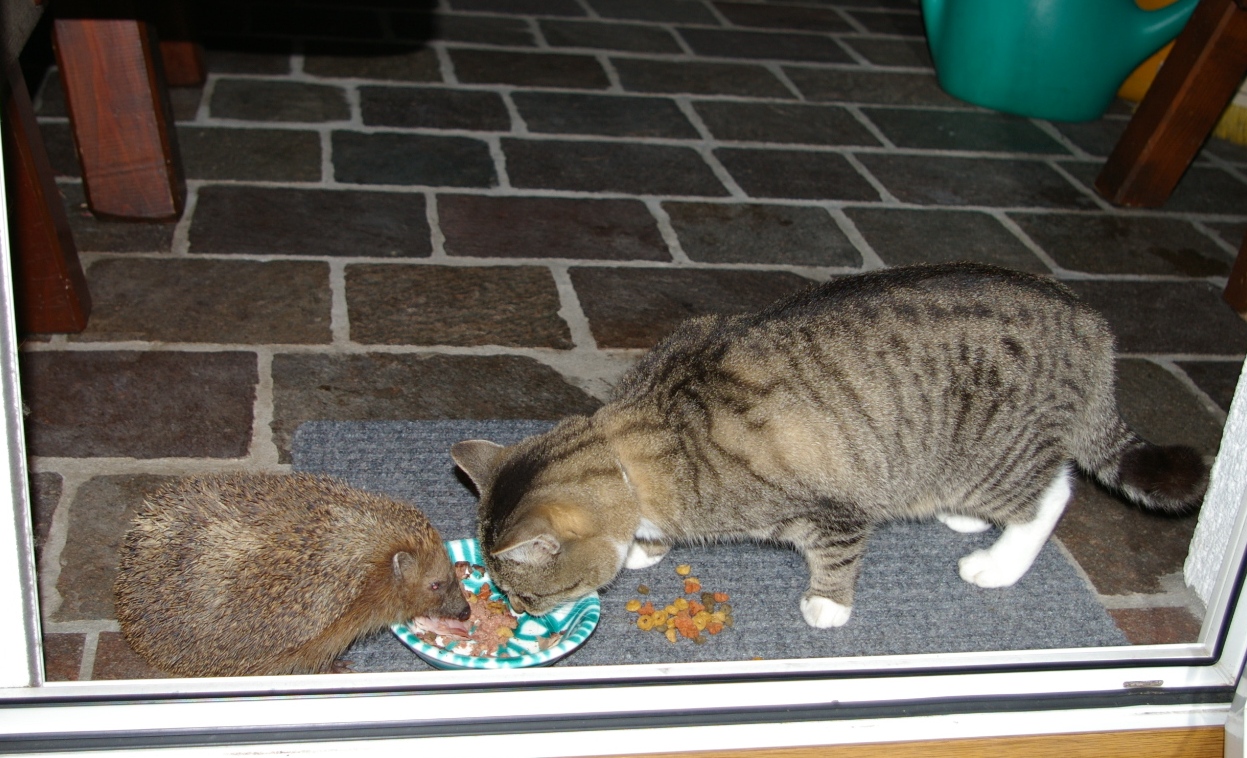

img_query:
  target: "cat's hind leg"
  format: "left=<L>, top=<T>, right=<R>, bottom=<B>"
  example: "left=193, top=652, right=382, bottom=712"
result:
left=959, top=465, right=1072, bottom=588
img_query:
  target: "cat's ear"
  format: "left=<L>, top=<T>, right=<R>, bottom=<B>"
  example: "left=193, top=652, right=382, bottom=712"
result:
left=492, top=522, right=561, bottom=566
left=492, top=503, right=592, bottom=565
left=451, top=440, right=506, bottom=490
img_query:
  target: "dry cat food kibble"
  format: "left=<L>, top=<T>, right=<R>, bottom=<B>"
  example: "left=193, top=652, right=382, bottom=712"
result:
left=626, top=564, right=733, bottom=644
left=411, top=562, right=521, bottom=657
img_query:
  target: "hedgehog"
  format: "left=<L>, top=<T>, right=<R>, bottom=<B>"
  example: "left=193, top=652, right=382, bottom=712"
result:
left=113, top=472, right=471, bottom=677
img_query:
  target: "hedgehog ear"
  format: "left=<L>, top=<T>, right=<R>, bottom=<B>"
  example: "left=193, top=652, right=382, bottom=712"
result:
left=451, top=440, right=506, bottom=491
left=491, top=517, right=561, bottom=566
left=392, top=551, right=418, bottom=582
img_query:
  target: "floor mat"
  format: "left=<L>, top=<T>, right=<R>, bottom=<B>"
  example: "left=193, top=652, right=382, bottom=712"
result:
left=292, top=420, right=1127, bottom=670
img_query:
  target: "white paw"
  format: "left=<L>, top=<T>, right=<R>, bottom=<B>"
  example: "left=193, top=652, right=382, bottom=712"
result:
left=958, top=549, right=1026, bottom=588
left=937, top=513, right=992, bottom=534
left=800, top=595, right=852, bottom=628
left=623, top=541, right=666, bottom=570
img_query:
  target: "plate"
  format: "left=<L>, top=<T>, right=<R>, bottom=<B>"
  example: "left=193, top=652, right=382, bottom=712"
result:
left=391, top=538, right=600, bottom=669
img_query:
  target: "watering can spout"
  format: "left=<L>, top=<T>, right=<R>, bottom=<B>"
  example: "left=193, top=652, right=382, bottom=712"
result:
left=1130, top=0, right=1199, bottom=65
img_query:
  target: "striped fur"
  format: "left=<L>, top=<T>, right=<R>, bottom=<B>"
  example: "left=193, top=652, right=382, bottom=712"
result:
left=451, top=263, right=1208, bottom=627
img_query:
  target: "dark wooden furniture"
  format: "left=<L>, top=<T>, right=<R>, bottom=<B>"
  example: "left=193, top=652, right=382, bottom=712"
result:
left=1093, top=0, right=1247, bottom=312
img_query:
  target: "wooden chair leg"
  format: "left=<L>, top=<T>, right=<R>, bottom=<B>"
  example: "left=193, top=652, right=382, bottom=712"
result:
left=159, top=40, right=206, bottom=87
left=52, top=18, right=185, bottom=221
left=1096, top=0, right=1247, bottom=207
left=2, top=62, right=91, bottom=334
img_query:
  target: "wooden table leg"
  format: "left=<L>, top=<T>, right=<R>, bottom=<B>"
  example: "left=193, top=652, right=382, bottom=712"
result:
left=3, top=62, right=91, bottom=334
left=52, top=18, right=185, bottom=221
left=1095, top=0, right=1247, bottom=208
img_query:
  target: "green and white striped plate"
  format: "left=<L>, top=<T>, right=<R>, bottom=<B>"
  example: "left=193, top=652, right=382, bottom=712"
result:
left=391, top=538, right=600, bottom=669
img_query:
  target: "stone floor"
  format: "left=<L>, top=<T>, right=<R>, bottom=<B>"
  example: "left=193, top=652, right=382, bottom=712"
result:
left=18, top=0, right=1247, bottom=681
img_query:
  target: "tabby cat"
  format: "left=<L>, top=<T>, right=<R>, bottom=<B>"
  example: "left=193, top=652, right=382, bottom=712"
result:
left=451, top=263, right=1207, bottom=628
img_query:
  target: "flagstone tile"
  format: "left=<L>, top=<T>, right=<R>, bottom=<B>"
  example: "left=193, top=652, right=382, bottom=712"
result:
left=22, top=352, right=257, bottom=459
left=857, top=154, right=1098, bottom=209
left=72, top=258, right=332, bottom=345
left=270, top=354, right=601, bottom=462
left=177, top=126, right=322, bottom=182
left=785, top=67, right=960, bottom=106
left=345, top=264, right=572, bottom=347
left=302, top=42, right=442, bottom=82
left=210, top=79, right=350, bottom=122
left=665, top=202, right=860, bottom=266
left=1109, top=608, right=1202, bottom=645
left=504, top=138, right=729, bottom=195
left=713, top=2, right=853, bottom=32
left=587, top=0, right=720, bottom=24
left=539, top=19, right=683, bottom=53
left=52, top=474, right=180, bottom=622
left=42, top=634, right=83, bottom=681
left=92, top=632, right=168, bottom=679
left=448, top=49, right=609, bottom=89
left=613, top=59, right=794, bottom=98
left=678, top=28, right=853, bottom=64
left=189, top=186, right=432, bottom=257
left=862, top=108, right=1069, bottom=154
left=512, top=92, right=698, bottom=138
left=1177, top=361, right=1244, bottom=413
left=570, top=267, right=814, bottom=348
left=333, top=132, right=497, bottom=187
left=1009, top=213, right=1232, bottom=276
left=1062, top=280, right=1247, bottom=355
left=694, top=101, right=880, bottom=146
left=438, top=195, right=669, bottom=260
left=846, top=208, right=1047, bottom=272
left=715, top=148, right=879, bottom=200
left=359, top=86, right=510, bottom=131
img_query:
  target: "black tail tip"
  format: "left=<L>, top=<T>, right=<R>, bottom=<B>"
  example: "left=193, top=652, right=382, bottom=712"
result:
left=1119, top=444, right=1208, bottom=514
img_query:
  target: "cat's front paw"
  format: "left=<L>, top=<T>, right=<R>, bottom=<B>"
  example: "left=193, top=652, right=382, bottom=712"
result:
left=958, top=549, right=1026, bottom=588
left=937, top=513, right=992, bottom=534
left=623, top=541, right=668, bottom=570
left=800, top=595, right=852, bottom=628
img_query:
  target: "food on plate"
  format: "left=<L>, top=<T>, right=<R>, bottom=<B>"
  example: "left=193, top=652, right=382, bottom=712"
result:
left=411, top=562, right=565, bottom=658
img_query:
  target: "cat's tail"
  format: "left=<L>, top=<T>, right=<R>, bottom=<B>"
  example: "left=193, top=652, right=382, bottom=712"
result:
left=1073, top=417, right=1208, bottom=514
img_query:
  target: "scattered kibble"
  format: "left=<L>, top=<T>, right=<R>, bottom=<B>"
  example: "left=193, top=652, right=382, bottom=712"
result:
left=625, top=563, right=733, bottom=644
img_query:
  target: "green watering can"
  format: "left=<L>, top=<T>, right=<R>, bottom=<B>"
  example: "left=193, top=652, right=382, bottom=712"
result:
left=922, top=0, right=1199, bottom=122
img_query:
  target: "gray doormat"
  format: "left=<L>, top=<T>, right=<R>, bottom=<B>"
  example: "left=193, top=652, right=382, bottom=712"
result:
left=292, top=420, right=1127, bottom=671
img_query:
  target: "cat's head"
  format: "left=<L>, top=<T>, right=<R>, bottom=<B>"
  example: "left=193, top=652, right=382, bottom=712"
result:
left=451, top=419, right=636, bottom=616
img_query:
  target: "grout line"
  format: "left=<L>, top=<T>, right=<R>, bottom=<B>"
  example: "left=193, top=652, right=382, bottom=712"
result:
left=170, top=184, right=199, bottom=256
left=827, top=207, right=887, bottom=271
left=549, top=264, right=598, bottom=351
left=427, top=191, right=449, bottom=259
left=328, top=260, right=352, bottom=346
left=77, top=632, right=99, bottom=682
left=1153, top=358, right=1230, bottom=426
left=35, top=474, right=89, bottom=623
left=248, top=348, right=283, bottom=467
left=646, top=199, right=693, bottom=265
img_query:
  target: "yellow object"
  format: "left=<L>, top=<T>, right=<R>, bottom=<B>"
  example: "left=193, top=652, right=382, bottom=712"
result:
left=1118, top=0, right=1179, bottom=101
left=1214, top=95, right=1247, bottom=146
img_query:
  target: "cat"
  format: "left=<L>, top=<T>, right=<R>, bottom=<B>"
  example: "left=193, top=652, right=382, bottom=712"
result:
left=450, top=262, right=1208, bottom=629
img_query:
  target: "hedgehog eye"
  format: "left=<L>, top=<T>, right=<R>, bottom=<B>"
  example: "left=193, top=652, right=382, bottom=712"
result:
left=429, top=581, right=442, bottom=591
